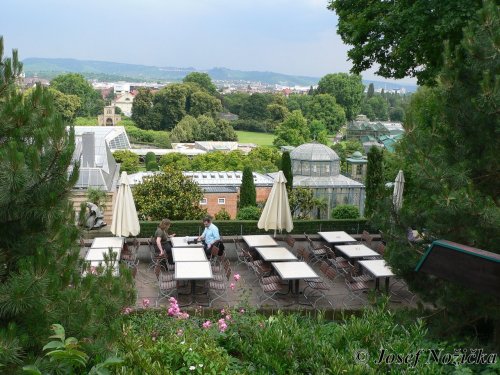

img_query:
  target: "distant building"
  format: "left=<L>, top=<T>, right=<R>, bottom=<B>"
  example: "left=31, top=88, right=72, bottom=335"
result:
left=113, top=92, right=135, bottom=117
left=345, top=151, right=368, bottom=183
left=347, top=120, right=390, bottom=141
left=114, top=82, right=131, bottom=94
left=98, top=106, right=121, bottom=126
left=289, top=142, right=365, bottom=218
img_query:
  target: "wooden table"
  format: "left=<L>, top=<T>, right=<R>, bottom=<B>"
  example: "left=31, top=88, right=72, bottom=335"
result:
left=171, top=236, right=203, bottom=248
left=174, top=261, right=213, bottom=305
left=172, top=247, right=207, bottom=262
left=335, top=244, right=380, bottom=260
left=318, top=231, right=356, bottom=244
left=242, top=235, right=278, bottom=248
left=272, top=261, right=319, bottom=295
left=358, top=259, right=395, bottom=292
left=255, top=247, right=297, bottom=262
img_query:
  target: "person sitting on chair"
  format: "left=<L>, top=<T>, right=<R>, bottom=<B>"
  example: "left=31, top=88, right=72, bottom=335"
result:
left=197, top=216, right=220, bottom=257
left=155, top=219, right=176, bottom=264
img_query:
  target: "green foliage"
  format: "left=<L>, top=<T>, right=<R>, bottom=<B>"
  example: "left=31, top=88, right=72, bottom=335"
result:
left=331, top=205, right=360, bottom=219
left=362, top=95, right=389, bottom=121
left=367, top=83, right=375, bottom=98
left=236, top=206, right=262, bottom=220
left=133, top=167, right=207, bottom=220
left=214, top=208, right=231, bottom=221
left=281, top=152, right=293, bottom=191
left=0, top=39, right=135, bottom=372
left=289, top=187, right=327, bottom=220
left=307, top=93, right=346, bottom=133
left=239, top=166, right=256, bottom=208
left=32, top=87, right=81, bottom=123
left=86, top=187, right=107, bottom=211
left=317, top=73, right=364, bottom=120
left=365, top=146, right=384, bottom=217
left=232, top=119, right=269, bottom=133
left=329, top=0, right=482, bottom=85
left=146, top=161, right=159, bottom=172
left=239, top=92, right=274, bottom=121
left=235, top=130, right=275, bottom=146
left=371, top=1, right=500, bottom=343
left=182, top=72, right=218, bottom=95
left=74, top=117, right=98, bottom=126
left=131, top=88, right=161, bottom=130
left=121, top=120, right=171, bottom=148
left=50, top=73, right=104, bottom=117
left=273, top=110, right=310, bottom=147
left=144, top=151, right=156, bottom=165
left=112, top=150, right=140, bottom=174
left=308, top=120, right=329, bottom=145
left=331, top=140, right=364, bottom=174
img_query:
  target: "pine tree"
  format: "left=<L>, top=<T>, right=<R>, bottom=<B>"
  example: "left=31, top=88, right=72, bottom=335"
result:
left=239, top=166, right=256, bottom=208
left=281, top=152, right=293, bottom=191
left=365, top=146, right=384, bottom=217
left=0, top=38, right=135, bottom=370
left=367, top=83, right=375, bottom=98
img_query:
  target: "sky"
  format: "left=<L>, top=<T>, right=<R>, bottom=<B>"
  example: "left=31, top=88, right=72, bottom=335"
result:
left=2, top=0, right=416, bottom=84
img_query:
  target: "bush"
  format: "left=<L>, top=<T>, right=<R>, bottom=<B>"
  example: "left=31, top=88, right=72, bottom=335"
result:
left=86, top=187, right=108, bottom=211
left=146, top=161, right=159, bottom=171
left=214, top=208, right=231, bottom=220
left=113, top=150, right=140, bottom=173
left=145, top=151, right=156, bottom=165
left=121, top=120, right=171, bottom=148
left=232, top=118, right=269, bottom=133
left=236, top=206, right=261, bottom=220
left=331, top=205, right=360, bottom=219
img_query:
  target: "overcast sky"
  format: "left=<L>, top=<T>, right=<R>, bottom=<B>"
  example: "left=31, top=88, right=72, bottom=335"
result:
left=2, top=0, right=416, bottom=84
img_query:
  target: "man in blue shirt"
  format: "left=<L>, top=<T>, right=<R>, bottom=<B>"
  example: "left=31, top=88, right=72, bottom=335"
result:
left=198, top=216, right=220, bottom=256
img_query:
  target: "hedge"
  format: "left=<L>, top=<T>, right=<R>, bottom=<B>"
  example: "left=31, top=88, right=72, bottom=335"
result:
left=139, top=219, right=374, bottom=238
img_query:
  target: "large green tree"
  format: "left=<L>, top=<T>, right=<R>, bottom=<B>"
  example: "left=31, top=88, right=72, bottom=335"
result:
left=50, top=73, right=104, bottom=117
left=372, top=1, right=500, bottom=343
left=183, top=72, right=218, bottom=96
left=328, top=0, right=482, bottom=85
left=133, top=167, right=206, bottom=220
left=316, top=73, right=364, bottom=120
left=306, top=94, right=346, bottom=133
left=273, top=110, right=311, bottom=147
left=0, top=39, right=134, bottom=370
left=131, top=88, right=162, bottom=130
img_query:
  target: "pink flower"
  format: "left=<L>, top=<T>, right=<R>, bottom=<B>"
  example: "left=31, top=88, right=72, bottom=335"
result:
left=220, top=309, right=225, bottom=315
left=218, top=318, right=228, bottom=333
left=169, top=297, right=178, bottom=304
left=177, top=329, right=184, bottom=336
left=233, top=273, right=241, bottom=281
left=178, top=312, right=189, bottom=320
left=142, top=298, right=150, bottom=308
left=225, top=314, right=232, bottom=321
left=202, top=320, right=212, bottom=329
left=122, top=307, right=133, bottom=315
left=239, top=308, right=245, bottom=314
left=229, top=282, right=236, bottom=290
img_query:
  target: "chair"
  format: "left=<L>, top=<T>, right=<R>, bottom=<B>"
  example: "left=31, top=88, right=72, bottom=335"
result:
left=303, top=277, right=333, bottom=308
left=361, top=230, right=374, bottom=249
left=257, top=277, right=283, bottom=307
left=343, top=273, right=370, bottom=308
left=375, top=242, right=385, bottom=256
left=122, top=245, right=140, bottom=278
left=304, top=233, right=328, bottom=264
left=285, top=235, right=297, bottom=254
left=206, top=267, right=231, bottom=307
left=347, top=261, right=373, bottom=283
left=156, top=265, right=178, bottom=306
left=149, top=236, right=173, bottom=271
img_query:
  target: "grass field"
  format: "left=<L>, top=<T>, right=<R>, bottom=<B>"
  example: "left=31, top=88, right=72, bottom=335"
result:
left=236, top=131, right=275, bottom=146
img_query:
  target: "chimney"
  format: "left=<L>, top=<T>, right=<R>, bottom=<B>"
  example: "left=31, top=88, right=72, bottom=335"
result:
left=81, top=132, right=95, bottom=167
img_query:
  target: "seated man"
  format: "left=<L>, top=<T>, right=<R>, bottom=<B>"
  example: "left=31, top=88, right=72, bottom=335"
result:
left=197, top=216, right=221, bottom=257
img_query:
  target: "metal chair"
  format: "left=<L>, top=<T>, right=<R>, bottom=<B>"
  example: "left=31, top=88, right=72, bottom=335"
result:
left=156, top=265, right=178, bottom=306
left=343, top=273, right=370, bottom=308
left=304, top=233, right=328, bottom=264
left=257, top=277, right=284, bottom=307
left=285, top=235, right=297, bottom=254
left=206, top=267, right=231, bottom=307
left=303, top=277, right=333, bottom=308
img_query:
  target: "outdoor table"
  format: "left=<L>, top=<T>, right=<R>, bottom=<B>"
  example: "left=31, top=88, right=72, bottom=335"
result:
left=318, top=231, right=356, bottom=244
left=358, top=259, right=395, bottom=292
left=272, top=261, right=319, bottom=295
left=174, top=261, right=213, bottom=306
left=172, top=247, right=207, bottom=262
left=335, top=244, right=380, bottom=260
left=171, top=236, right=203, bottom=248
left=84, top=260, right=120, bottom=276
left=255, top=247, right=297, bottom=262
left=242, top=235, right=278, bottom=248
left=90, top=237, right=125, bottom=250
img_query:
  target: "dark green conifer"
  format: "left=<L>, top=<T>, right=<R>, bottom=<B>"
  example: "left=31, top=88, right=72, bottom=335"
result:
left=239, top=166, right=256, bottom=208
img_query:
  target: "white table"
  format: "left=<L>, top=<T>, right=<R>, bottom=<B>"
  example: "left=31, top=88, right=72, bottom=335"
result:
left=255, top=247, right=297, bottom=262
left=171, top=236, right=203, bottom=248
left=172, top=247, right=207, bottom=262
left=175, top=261, right=213, bottom=305
left=242, top=235, right=278, bottom=248
left=85, top=247, right=121, bottom=261
left=318, top=231, right=356, bottom=244
left=91, top=237, right=124, bottom=249
left=358, top=259, right=395, bottom=292
left=84, top=260, right=119, bottom=276
left=335, top=244, right=380, bottom=259
left=272, top=261, right=319, bottom=294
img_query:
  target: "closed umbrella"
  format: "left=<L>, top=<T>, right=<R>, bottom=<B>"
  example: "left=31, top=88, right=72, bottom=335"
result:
left=111, top=171, right=140, bottom=237
left=392, top=170, right=405, bottom=212
left=257, top=170, right=293, bottom=236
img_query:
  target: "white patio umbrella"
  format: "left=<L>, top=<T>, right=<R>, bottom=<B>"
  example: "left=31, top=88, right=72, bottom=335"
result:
left=257, top=170, right=293, bottom=236
left=392, top=170, right=405, bottom=212
left=111, top=171, right=140, bottom=237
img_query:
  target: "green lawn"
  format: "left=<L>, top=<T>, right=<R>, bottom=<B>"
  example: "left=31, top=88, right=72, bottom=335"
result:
left=236, top=131, right=275, bottom=146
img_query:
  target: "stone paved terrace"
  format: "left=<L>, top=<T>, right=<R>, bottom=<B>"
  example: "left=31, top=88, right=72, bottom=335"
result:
left=121, top=238, right=418, bottom=312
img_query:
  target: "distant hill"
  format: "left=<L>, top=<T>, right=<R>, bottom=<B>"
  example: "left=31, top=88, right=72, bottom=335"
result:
left=22, top=57, right=417, bottom=91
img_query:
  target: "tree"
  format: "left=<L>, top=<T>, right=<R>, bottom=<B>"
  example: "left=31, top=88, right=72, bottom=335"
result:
left=50, top=73, right=103, bottom=117
left=113, top=150, right=140, bottom=173
left=0, top=39, right=134, bottom=370
left=306, top=94, right=346, bottom=133
left=316, top=73, right=364, bottom=120
left=133, top=167, right=206, bottom=220
left=308, top=120, right=329, bottom=145
left=196, top=115, right=237, bottom=142
left=154, top=84, right=189, bottom=131
left=288, top=187, right=327, bottom=219
left=131, top=89, right=161, bottom=130
left=158, top=152, right=192, bottom=170
left=365, top=146, right=384, bottom=217
left=371, top=1, right=500, bottom=343
left=239, top=93, right=273, bottom=121
left=329, top=0, right=482, bottom=85
left=188, top=90, right=222, bottom=118
left=367, top=83, right=375, bottom=98
left=236, top=206, right=262, bottom=220
left=366, top=95, right=389, bottom=121
left=183, top=72, right=218, bottom=96
left=331, top=140, right=364, bottom=173
left=389, top=107, right=405, bottom=122
left=281, top=152, right=293, bottom=191
left=169, top=115, right=200, bottom=143
left=273, top=110, right=310, bottom=147
left=30, top=87, right=81, bottom=122
left=239, top=166, right=256, bottom=208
